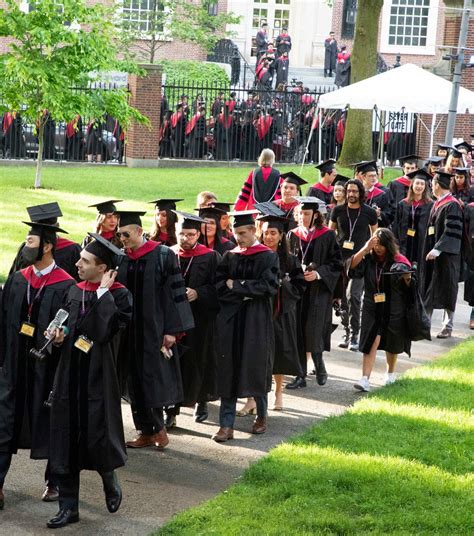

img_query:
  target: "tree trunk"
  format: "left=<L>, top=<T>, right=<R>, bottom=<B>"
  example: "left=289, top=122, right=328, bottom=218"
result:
left=35, top=120, right=44, bottom=189
left=338, top=0, right=384, bottom=166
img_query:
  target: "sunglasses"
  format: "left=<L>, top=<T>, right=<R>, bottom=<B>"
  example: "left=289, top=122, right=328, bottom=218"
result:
left=116, top=231, right=131, bottom=238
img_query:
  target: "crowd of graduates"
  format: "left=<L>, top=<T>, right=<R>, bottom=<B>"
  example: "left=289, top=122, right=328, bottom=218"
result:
left=0, top=143, right=473, bottom=528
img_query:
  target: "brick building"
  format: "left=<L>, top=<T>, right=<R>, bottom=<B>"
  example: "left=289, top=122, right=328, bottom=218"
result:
left=331, top=0, right=473, bottom=155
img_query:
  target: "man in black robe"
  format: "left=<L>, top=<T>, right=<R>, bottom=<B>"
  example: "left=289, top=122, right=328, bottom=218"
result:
left=115, top=211, right=194, bottom=450
left=47, top=234, right=132, bottom=528
left=358, top=161, right=394, bottom=227
left=0, top=221, right=75, bottom=510
left=186, top=107, right=207, bottom=159
left=9, top=202, right=81, bottom=280
left=165, top=212, right=220, bottom=427
left=307, top=159, right=337, bottom=205
left=388, top=155, right=419, bottom=205
left=420, top=171, right=463, bottom=339
left=286, top=198, right=342, bottom=388
left=255, top=22, right=269, bottom=64
left=324, top=32, right=337, bottom=77
left=329, top=180, right=378, bottom=350
left=212, top=211, right=279, bottom=442
left=275, top=51, right=290, bottom=88
left=275, top=27, right=292, bottom=57
left=171, top=104, right=186, bottom=158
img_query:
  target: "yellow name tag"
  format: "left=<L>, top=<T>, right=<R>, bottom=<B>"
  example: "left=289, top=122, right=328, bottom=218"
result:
left=20, top=322, right=36, bottom=337
left=74, top=335, right=93, bottom=354
left=428, top=226, right=435, bottom=236
left=407, top=228, right=416, bottom=237
left=343, top=240, right=355, bottom=250
left=374, top=293, right=386, bottom=303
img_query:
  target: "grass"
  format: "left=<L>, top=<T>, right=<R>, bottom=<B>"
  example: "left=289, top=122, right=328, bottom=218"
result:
left=0, top=164, right=401, bottom=283
left=157, top=339, right=474, bottom=535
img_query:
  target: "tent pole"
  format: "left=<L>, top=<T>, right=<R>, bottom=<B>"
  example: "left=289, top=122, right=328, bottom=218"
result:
left=378, top=110, right=385, bottom=165
left=429, top=113, right=436, bottom=156
left=318, top=107, right=322, bottom=165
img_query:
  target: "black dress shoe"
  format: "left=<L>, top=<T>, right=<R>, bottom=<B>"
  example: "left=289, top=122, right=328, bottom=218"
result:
left=47, top=508, right=79, bottom=528
left=42, top=485, right=59, bottom=502
left=102, top=471, right=122, bottom=514
left=285, top=376, right=307, bottom=390
left=194, top=402, right=208, bottom=423
left=316, top=372, right=328, bottom=386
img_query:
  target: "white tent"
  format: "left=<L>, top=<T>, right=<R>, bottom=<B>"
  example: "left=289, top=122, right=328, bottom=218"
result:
left=319, top=63, right=474, bottom=114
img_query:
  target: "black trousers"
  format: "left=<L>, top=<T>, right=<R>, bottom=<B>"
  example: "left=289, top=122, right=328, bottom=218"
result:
left=131, top=402, right=165, bottom=435
left=0, top=451, right=56, bottom=488
left=56, top=470, right=114, bottom=511
left=299, top=352, right=323, bottom=377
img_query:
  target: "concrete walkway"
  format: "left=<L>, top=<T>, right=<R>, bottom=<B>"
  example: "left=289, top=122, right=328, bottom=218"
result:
left=1, top=289, right=471, bottom=535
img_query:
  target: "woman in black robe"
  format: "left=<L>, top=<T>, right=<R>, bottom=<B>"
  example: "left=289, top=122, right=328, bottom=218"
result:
left=259, top=215, right=305, bottom=410
left=286, top=198, right=343, bottom=389
left=86, top=119, right=104, bottom=162
left=159, top=111, right=172, bottom=158
left=451, top=168, right=474, bottom=205
left=351, top=228, right=413, bottom=393
left=148, top=200, right=180, bottom=247
left=198, top=206, right=235, bottom=255
left=393, top=169, right=433, bottom=266
left=64, top=115, right=84, bottom=161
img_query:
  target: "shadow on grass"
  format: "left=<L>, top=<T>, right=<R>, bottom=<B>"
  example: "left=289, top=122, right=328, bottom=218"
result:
left=159, top=445, right=473, bottom=535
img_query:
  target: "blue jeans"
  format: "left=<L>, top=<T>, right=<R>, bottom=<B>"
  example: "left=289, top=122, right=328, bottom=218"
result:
left=219, top=395, right=268, bottom=428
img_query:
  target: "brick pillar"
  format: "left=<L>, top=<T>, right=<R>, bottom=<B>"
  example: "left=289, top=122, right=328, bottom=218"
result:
left=126, top=64, right=162, bottom=167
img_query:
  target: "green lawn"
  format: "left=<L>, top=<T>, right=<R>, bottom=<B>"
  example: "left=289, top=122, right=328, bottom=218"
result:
left=0, top=164, right=401, bottom=283
left=157, top=339, right=474, bottom=536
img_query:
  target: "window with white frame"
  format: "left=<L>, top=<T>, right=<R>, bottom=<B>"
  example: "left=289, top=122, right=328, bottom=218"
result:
left=122, top=0, right=164, bottom=34
left=381, top=0, right=439, bottom=55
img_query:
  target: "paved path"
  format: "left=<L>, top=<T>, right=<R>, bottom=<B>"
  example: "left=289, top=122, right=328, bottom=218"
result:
left=1, top=289, right=471, bottom=535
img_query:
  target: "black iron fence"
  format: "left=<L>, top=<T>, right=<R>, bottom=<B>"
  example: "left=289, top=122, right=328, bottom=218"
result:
left=160, top=81, right=419, bottom=165
left=0, top=83, right=127, bottom=164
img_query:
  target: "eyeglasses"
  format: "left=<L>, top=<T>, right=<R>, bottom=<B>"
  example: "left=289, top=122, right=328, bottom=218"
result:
left=116, top=231, right=131, bottom=238
left=179, top=232, right=198, bottom=239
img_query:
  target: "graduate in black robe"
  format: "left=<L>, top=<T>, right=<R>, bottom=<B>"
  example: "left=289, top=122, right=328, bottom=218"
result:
left=463, top=202, right=474, bottom=329
left=306, top=159, right=337, bottom=206
left=387, top=154, right=419, bottom=205
left=115, top=211, right=194, bottom=451
left=198, top=206, right=235, bottom=255
left=286, top=197, right=342, bottom=388
left=40, top=111, right=56, bottom=160
left=64, top=115, right=84, bottom=161
left=393, top=169, right=433, bottom=266
left=81, top=199, right=123, bottom=249
left=0, top=222, right=74, bottom=509
left=358, top=161, right=394, bottom=227
left=451, top=167, right=474, bottom=205
left=47, top=234, right=132, bottom=528
left=241, top=111, right=259, bottom=162
left=165, top=212, right=220, bottom=427
left=171, top=104, right=186, bottom=158
left=9, top=202, right=81, bottom=281
left=420, top=171, right=463, bottom=338
left=275, top=52, right=290, bottom=88
left=186, top=107, right=207, bottom=159
left=351, top=229, right=413, bottom=393
left=258, top=214, right=305, bottom=410
left=159, top=111, right=172, bottom=158
left=214, top=108, right=233, bottom=161
left=212, top=211, right=279, bottom=442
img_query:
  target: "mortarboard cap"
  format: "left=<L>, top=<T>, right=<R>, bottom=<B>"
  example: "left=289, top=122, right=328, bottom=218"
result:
left=450, top=148, right=463, bottom=159
left=196, top=206, right=227, bottom=221
left=254, top=202, right=286, bottom=218
left=454, top=141, right=472, bottom=152
left=85, top=232, right=125, bottom=269
left=209, top=202, right=233, bottom=213
left=293, top=196, right=328, bottom=215
left=436, top=143, right=453, bottom=150
left=334, top=174, right=351, bottom=186
left=425, top=156, right=444, bottom=165
left=315, top=159, right=336, bottom=174
left=23, top=221, right=68, bottom=238
left=116, top=210, right=146, bottom=227
left=453, top=167, right=469, bottom=176
left=88, top=200, right=122, bottom=214
left=149, top=199, right=184, bottom=211
left=433, top=170, right=453, bottom=189
left=173, top=210, right=206, bottom=231
left=400, top=154, right=420, bottom=164
left=256, top=214, right=289, bottom=232
left=354, top=160, right=377, bottom=174
left=406, top=169, right=432, bottom=182
left=280, top=171, right=308, bottom=187
left=229, top=210, right=259, bottom=228
left=26, top=202, right=62, bottom=224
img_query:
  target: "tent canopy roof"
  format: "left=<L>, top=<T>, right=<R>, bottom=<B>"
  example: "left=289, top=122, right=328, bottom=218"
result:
left=319, top=63, right=474, bottom=114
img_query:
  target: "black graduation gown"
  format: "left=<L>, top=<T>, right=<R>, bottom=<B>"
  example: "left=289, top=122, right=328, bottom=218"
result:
left=273, top=254, right=306, bottom=376
left=172, top=247, right=220, bottom=406
left=49, top=283, right=132, bottom=475
left=388, top=176, right=411, bottom=206
left=171, top=114, right=186, bottom=158
left=275, top=57, right=289, bottom=87
left=393, top=199, right=433, bottom=266
left=355, top=254, right=412, bottom=356
left=463, top=203, right=474, bottom=305
left=188, top=116, right=207, bottom=159
left=117, top=242, right=194, bottom=408
left=215, top=247, right=279, bottom=398
left=241, top=121, right=258, bottom=162
left=306, top=183, right=333, bottom=206
left=366, top=187, right=394, bottom=227
left=288, top=228, right=343, bottom=353
left=213, top=237, right=235, bottom=255
left=419, top=196, right=463, bottom=311
left=41, top=114, right=56, bottom=160
left=0, top=267, right=74, bottom=458
left=453, top=187, right=474, bottom=205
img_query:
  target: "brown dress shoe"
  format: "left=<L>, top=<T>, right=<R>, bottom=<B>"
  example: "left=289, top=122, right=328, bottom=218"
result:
left=153, top=428, right=169, bottom=449
left=211, top=427, right=234, bottom=442
left=42, top=485, right=59, bottom=502
left=251, top=417, right=267, bottom=434
left=0, top=488, right=4, bottom=510
left=436, top=328, right=452, bottom=339
left=126, top=433, right=154, bottom=448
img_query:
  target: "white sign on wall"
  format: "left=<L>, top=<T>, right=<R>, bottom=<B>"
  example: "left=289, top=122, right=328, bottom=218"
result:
left=372, top=111, right=415, bottom=133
